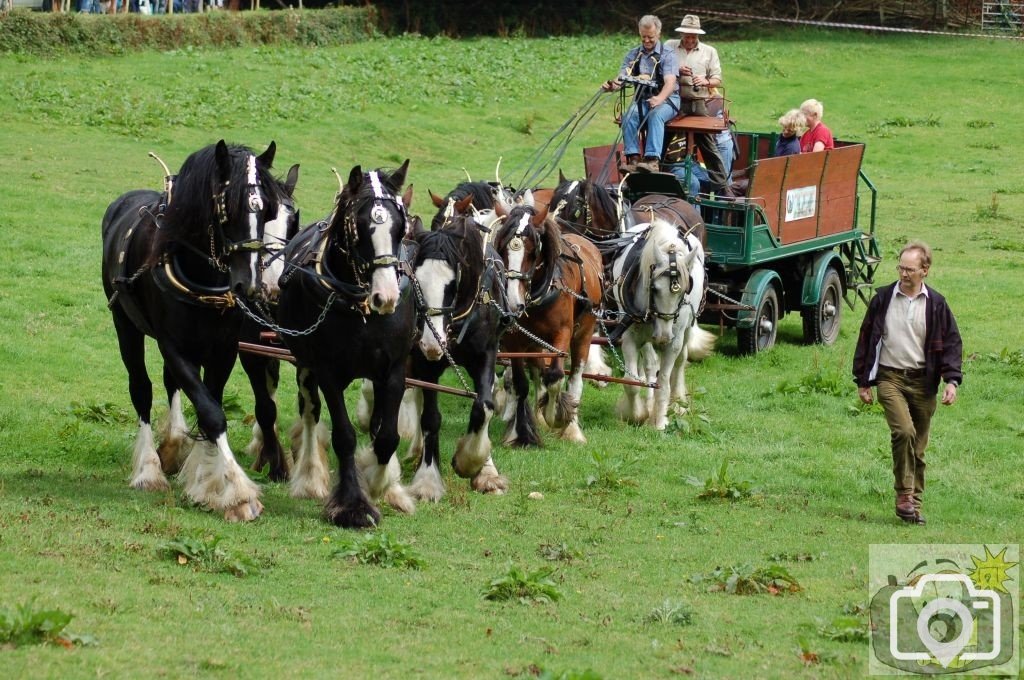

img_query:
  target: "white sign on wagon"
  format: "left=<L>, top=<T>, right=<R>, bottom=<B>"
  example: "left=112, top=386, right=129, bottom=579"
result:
left=785, top=186, right=817, bottom=222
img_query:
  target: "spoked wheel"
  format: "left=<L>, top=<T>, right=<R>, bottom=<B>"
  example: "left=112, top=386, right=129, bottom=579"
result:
left=802, top=268, right=843, bottom=345
left=737, top=287, right=779, bottom=355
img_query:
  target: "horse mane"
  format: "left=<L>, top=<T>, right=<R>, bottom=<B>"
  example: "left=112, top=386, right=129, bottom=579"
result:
left=587, top=181, right=620, bottom=228
left=450, top=181, right=496, bottom=210
left=431, top=181, right=495, bottom=229
left=159, top=142, right=258, bottom=248
left=637, top=218, right=687, bottom=295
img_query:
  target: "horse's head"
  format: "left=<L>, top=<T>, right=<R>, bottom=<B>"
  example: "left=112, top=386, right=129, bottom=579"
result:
left=495, top=203, right=557, bottom=314
left=164, top=140, right=288, bottom=299
left=428, top=181, right=496, bottom=231
left=550, top=173, right=621, bottom=239
left=411, top=211, right=484, bottom=360
left=550, top=173, right=585, bottom=224
left=637, top=219, right=699, bottom=345
left=335, top=159, right=412, bottom=314
left=260, top=163, right=300, bottom=302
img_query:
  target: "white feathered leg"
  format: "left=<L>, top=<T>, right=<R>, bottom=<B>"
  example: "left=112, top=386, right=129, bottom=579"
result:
left=178, top=434, right=262, bottom=522
left=356, top=445, right=415, bottom=514
left=289, top=416, right=330, bottom=500
left=130, top=421, right=169, bottom=491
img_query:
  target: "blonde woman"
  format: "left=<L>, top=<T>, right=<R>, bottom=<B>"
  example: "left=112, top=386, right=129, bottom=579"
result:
left=773, top=109, right=806, bottom=157
left=799, top=98, right=834, bottom=152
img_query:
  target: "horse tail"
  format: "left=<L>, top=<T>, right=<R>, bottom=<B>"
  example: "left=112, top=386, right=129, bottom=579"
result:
left=686, top=326, right=717, bottom=361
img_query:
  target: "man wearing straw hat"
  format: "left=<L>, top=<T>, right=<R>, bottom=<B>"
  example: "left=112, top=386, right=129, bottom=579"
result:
left=671, top=14, right=733, bottom=197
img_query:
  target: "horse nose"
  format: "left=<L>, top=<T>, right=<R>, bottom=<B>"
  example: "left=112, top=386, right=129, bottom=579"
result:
left=651, top=331, right=669, bottom=347
left=233, top=280, right=255, bottom=298
left=371, top=292, right=397, bottom=314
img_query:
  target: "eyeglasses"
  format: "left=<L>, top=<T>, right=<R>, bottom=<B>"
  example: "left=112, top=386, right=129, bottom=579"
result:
left=896, top=265, right=922, bottom=275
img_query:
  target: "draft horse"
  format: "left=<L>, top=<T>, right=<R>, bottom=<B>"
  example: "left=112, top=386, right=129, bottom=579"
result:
left=428, top=181, right=512, bottom=231
left=548, top=172, right=625, bottom=242
left=101, top=140, right=294, bottom=522
left=401, top=200, right=511, bottom=499
left=236, top=165, right=302, bottom=482
left=607, top=218, right=716, bottom=430
left=276, top=161, right=416, bottom=528
left=494, top=203, right=604, bottom=446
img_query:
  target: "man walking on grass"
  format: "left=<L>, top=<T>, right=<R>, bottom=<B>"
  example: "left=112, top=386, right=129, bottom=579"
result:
left=852, top=241, right=963, bottom=525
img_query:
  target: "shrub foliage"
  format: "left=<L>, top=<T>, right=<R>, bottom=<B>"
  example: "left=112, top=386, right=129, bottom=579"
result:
left=0, top=7, right=376, bottom=56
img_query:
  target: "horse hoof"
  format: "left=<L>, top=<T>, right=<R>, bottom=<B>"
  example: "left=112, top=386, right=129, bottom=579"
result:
left=324, top=498, right=381, bottom=529
left=130, top=475, right=170, bottom=493
left=472, top=473, right=508, bottom=495
left=224, top=498, right=263, bottom=523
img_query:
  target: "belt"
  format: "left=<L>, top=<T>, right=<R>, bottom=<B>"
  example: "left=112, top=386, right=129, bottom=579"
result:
left=880, top=365, right=925, bottom=378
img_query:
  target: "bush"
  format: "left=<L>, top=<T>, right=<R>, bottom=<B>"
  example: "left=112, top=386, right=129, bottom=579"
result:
left=0, top=7, right=376, bottom=56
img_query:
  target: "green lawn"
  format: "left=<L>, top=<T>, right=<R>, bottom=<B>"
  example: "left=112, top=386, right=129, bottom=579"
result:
left=0, top=29, right=1021, bottom=678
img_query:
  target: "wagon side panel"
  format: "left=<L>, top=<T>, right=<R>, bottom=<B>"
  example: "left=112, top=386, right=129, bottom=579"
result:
left=773, top=153, right=827, bottom=245
left=818, top=143, right=865, bottom=237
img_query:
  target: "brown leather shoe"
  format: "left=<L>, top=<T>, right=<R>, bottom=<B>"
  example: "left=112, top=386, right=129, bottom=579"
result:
left=619, top=155, right=640, bottom=174
left=636, top=157, right=661, bottom=173
left=895, top=494, right=918, bottom=522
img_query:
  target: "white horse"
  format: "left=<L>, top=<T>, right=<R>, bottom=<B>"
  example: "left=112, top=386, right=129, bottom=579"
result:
left=609, top=218, right=715, bottom=430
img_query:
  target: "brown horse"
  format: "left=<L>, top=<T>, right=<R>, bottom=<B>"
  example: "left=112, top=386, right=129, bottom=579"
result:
left=494, top=202, right=604, bottom=446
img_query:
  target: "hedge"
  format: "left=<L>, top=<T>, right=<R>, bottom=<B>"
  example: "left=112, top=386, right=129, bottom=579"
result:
left=0, top=6, right=377, bottom=55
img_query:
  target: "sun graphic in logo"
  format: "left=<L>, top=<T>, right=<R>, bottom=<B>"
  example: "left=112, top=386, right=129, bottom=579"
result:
left=968, top=545, right=1018, bottom=594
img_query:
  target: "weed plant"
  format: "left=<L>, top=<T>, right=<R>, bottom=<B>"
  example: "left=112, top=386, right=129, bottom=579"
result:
left=331, top=531, right=425, bottom=569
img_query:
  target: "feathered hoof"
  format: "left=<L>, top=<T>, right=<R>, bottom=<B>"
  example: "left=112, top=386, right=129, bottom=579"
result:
left=559, top=420, right=587, bottom=444
left=324, top=495, right=381, bottom=528
left=472, top=471, right=508, bottom=495
left=223, top=498, right=263, bottom=523
left=157, top=438, right=185, bottom=475
left=130, top=471, right=170, bottom=493
left=382, top=484, right=416, bottom=515
left=289, top=477, right=330, bottom=500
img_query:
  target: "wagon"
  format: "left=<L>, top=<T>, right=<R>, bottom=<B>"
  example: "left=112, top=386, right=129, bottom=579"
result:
left=584, top=119, right=881, bottom=354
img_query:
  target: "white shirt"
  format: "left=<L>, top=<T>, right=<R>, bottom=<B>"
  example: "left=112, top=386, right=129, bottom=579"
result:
left=878, top=285, right=928, bottom=369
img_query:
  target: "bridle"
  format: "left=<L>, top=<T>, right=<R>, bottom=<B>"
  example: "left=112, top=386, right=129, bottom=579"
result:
left=208, top=154, right=267, bottom=272
left=617, top=231, right=694, bottom=324
left=503, top=211, right=544, bottom=302
left=332, top=170, right=406, bottom=290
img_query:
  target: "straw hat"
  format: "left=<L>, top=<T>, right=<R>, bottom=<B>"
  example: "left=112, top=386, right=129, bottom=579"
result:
left=675, top=15, right=705, bottom=35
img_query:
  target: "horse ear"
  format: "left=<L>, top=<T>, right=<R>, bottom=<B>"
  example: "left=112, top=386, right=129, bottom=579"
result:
left=558, top=169, right=567, bottom=184
left=494, top=200, right=508, bottom=218
left=347, top=165, right=363, bottom=193
left=406, top=214, right=426, bottom=239
left=257, top=141, right=277, bottom=169
left=390, top=159, right=411, bottom=189
left=284, top=164, right=300, bottom=196
left=455, top=194, right=474, bottom=214
left=531, top=202, right=550, bottom=225
left=215, top=140, right=231, bottom=180
left=402, top=183, right=414, bottom=210
left=429, top=189, right=445, bottom=208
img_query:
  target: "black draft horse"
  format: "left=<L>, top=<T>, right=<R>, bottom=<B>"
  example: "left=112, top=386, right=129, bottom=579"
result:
left=236, top=167, right=302, bottom=482
left=101, top=140, right=295, bottom=522
left=276, top=161, right=416, bottom=528
left=401, top=199, right=511, bottom=500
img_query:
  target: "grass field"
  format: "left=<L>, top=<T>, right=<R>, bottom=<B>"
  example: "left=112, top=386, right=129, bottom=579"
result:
left=1, top=27, right=1022, bottom=679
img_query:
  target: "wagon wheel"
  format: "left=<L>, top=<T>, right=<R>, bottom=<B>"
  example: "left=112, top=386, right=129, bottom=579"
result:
left=737, top=287, right=778, bottom=354
left=802, top=268, right=843, bottom=345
